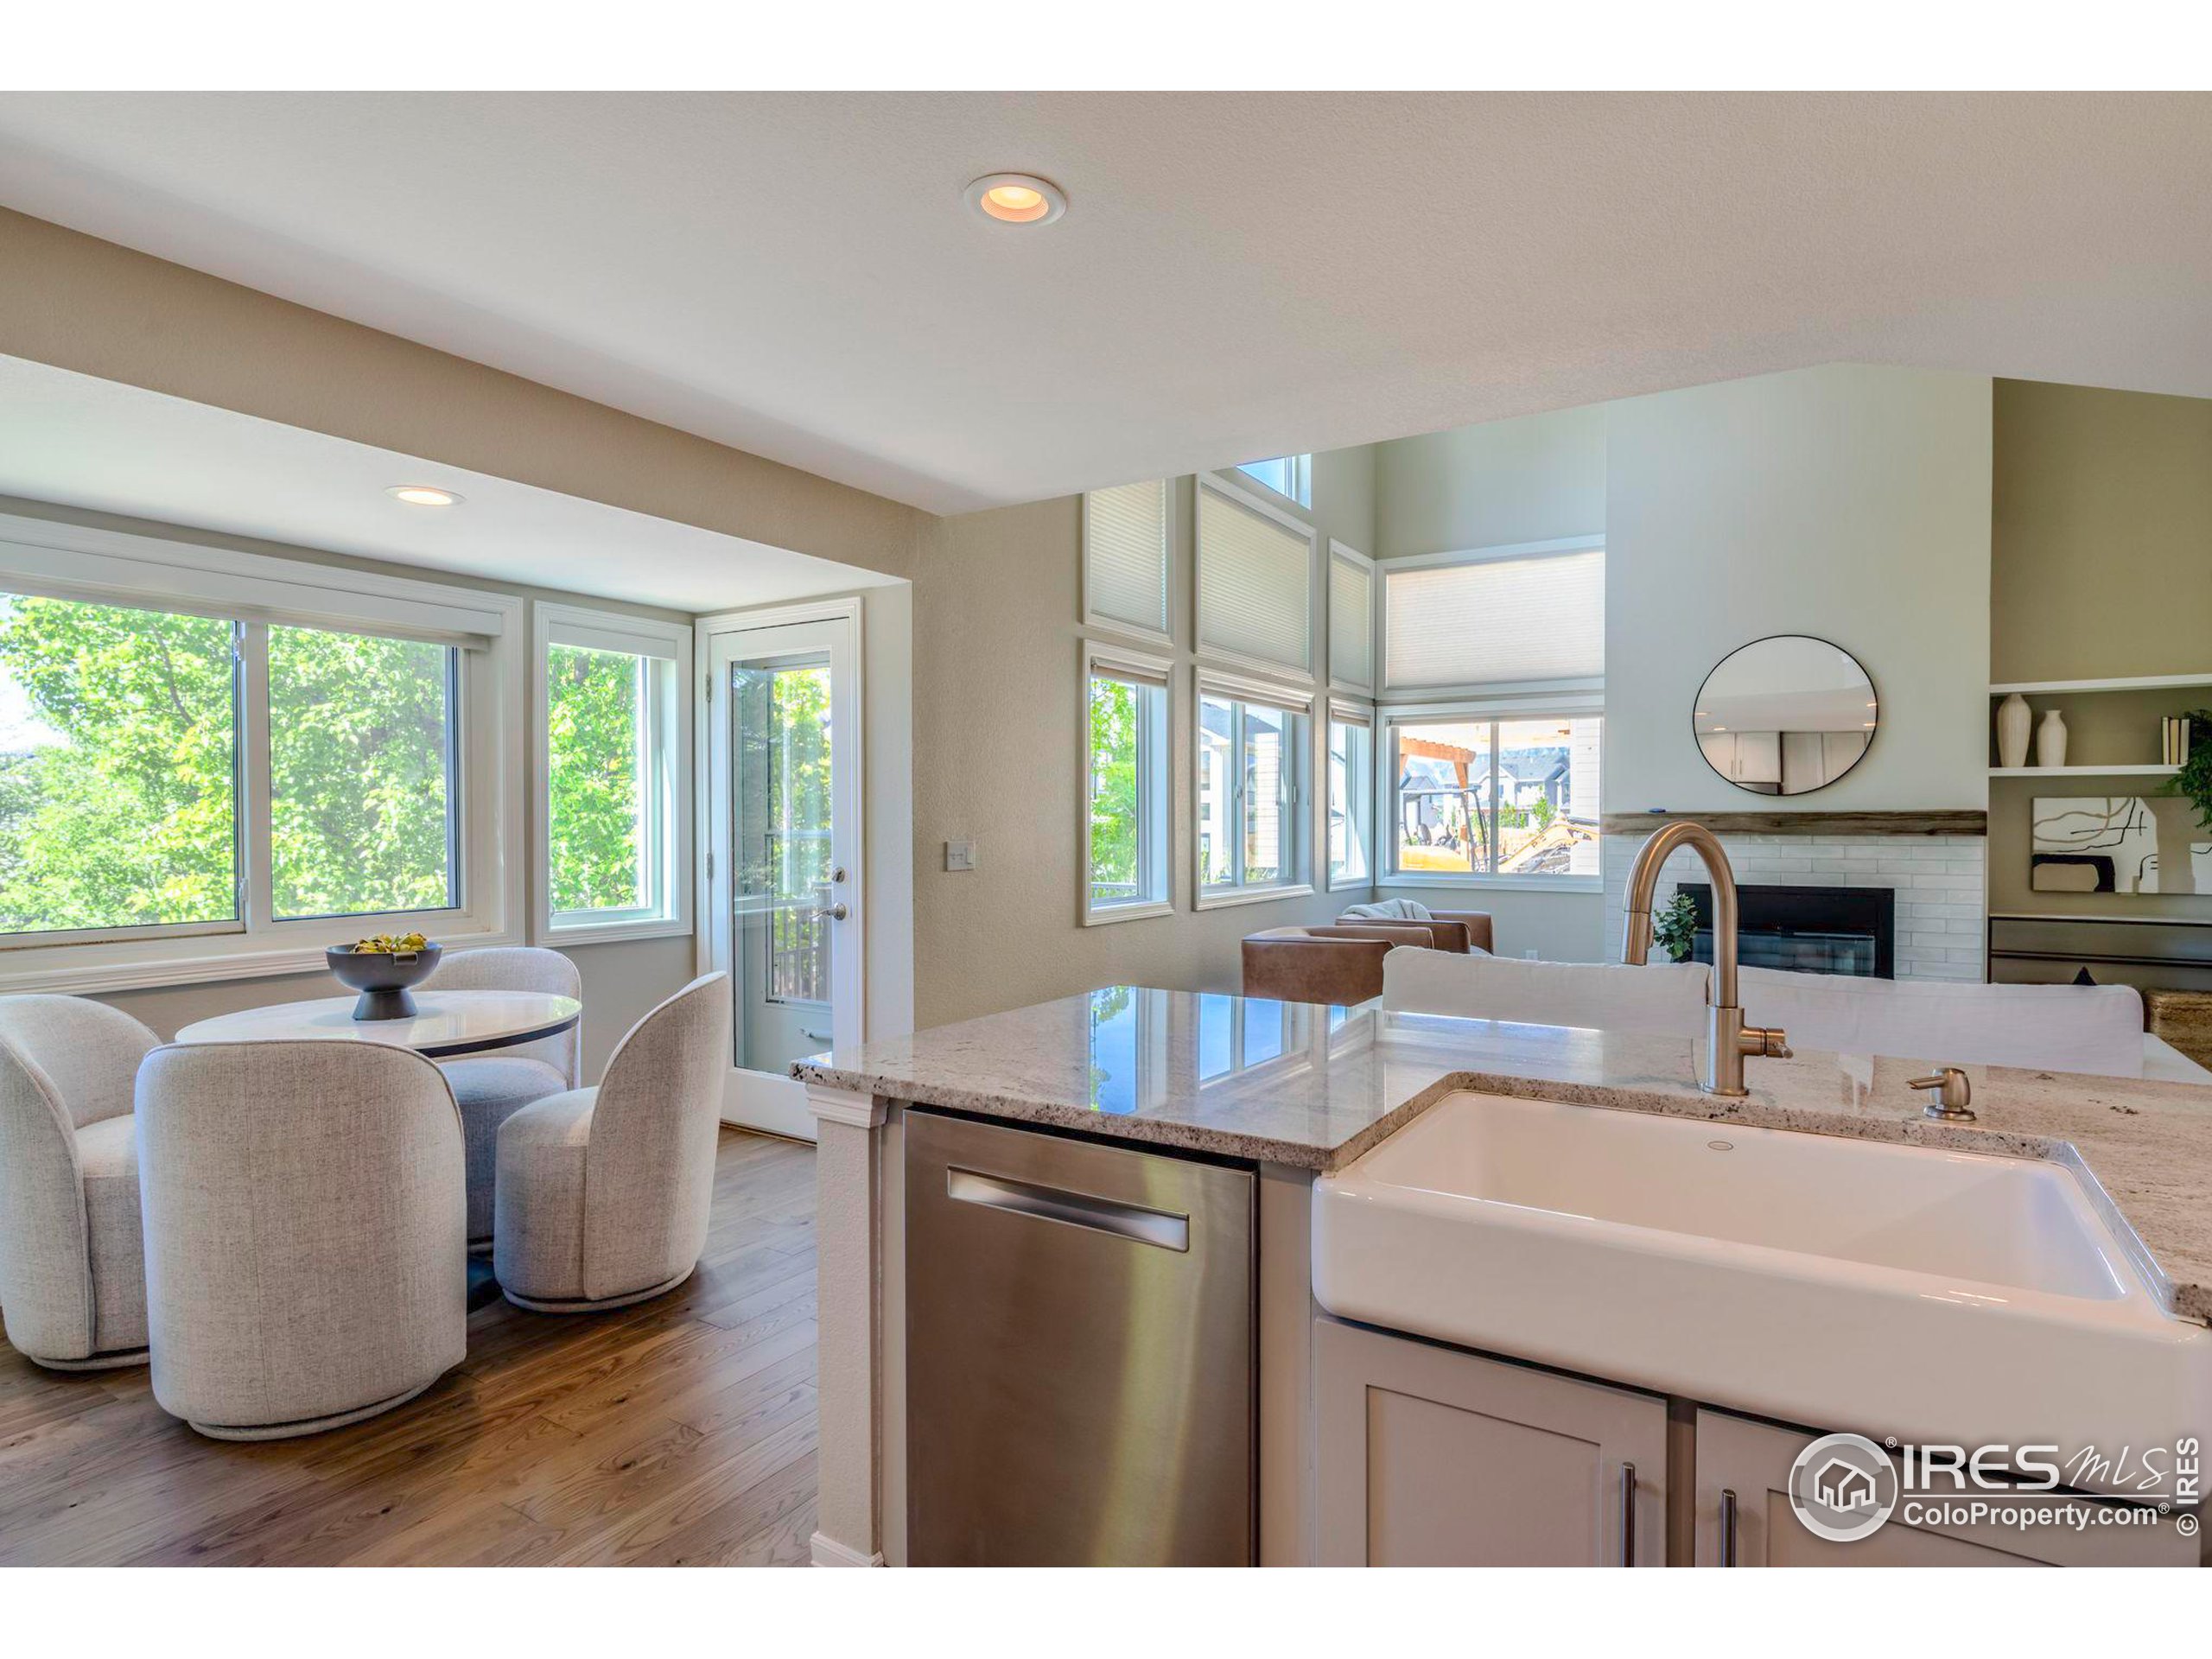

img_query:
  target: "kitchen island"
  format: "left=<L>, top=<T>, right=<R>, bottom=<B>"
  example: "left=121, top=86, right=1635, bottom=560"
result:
left=795, top=988, right=2212, bottom=1567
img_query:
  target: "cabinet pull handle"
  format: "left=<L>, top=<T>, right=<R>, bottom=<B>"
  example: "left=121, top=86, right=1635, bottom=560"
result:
left=1620, top=1462, right=1636, bottom=1566
left=945, top=1166, right=1190, bottom=1251
left=1719, top=1488, right=1738, bottom=1567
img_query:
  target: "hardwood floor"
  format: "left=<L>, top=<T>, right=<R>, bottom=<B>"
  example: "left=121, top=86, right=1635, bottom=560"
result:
left=0, top=1128, right=819, bottom=1567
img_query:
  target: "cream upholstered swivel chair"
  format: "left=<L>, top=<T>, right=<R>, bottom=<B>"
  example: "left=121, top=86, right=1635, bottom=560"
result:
left=0, top=995, right=160, bottom=1370
left=493, top=972, right=729, bottom=1313
left=135, top=1039, right=467, bottom=1440
left=423, top=946, right=582, bottom=1247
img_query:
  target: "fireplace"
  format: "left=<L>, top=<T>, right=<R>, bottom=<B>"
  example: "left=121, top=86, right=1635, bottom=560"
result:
left=1678, top=882, right=1896, bottom=979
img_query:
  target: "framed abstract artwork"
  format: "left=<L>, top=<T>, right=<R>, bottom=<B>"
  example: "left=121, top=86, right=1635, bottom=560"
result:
left=2031, top=796, right=2211, bottom=894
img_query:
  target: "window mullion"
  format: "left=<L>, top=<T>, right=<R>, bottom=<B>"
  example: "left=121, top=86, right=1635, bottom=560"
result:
left=240, top=621, right=275, bottom=936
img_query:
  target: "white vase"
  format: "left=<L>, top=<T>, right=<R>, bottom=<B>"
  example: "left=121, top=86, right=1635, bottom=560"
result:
left=1996, top=693, right=2031, bottom=769
left=2037, top=708, right=2069, bottom=768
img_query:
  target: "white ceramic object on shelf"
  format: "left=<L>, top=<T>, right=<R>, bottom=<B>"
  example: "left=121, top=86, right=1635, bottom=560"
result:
left=2037, top=707, right=2070, bottom=767
left=1996, top=692, right=2032, bottom=769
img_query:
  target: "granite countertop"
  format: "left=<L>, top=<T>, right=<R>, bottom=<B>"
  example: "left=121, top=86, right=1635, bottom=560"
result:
left=794, top=987, right=2212, bottom=1324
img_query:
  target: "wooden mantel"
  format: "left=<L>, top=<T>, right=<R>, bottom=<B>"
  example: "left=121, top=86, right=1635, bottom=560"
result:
left=1600, top=810, right=1987, bottom=838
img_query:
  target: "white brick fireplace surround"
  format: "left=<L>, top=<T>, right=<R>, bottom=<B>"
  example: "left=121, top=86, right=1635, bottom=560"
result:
left=1601, top=829, right=1987, bottom=982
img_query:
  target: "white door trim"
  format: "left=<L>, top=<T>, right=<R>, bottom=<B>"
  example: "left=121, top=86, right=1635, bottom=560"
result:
left=696, top=597, right=865, bottom=1142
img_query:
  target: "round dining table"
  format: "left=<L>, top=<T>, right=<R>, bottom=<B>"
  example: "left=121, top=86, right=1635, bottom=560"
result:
left=174, top=989, right=582, bottom=1056
left=174, top=989, right=584, bottom=1310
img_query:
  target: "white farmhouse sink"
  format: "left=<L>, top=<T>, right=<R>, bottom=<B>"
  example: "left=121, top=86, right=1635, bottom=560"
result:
left=1313, top=1092, right=2212, bottom=1481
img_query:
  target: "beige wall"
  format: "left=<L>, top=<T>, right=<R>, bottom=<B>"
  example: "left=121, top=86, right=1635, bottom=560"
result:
left=0, top=207, right=926, bottom=580
left=1991, top=379, right=2212, bottom=685
left=1988, top=379, right=2212, bottom=922
left=908, top=455, right=1376, bottom=1030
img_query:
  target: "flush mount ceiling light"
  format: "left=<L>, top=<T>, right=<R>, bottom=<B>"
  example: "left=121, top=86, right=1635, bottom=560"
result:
left=387, top=485, right=462, bottom=507
left=965, top=172, right=1066, bottom=226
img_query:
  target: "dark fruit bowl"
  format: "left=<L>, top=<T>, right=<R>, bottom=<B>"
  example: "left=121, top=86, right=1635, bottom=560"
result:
left=326, top=942, right=442, bottom=1021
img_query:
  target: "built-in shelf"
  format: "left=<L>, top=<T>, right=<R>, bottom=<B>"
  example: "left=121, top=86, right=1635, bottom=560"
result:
left=1988, top=764, right=2177, bottom=777
left=1988, top=673, right=2212, bottom=696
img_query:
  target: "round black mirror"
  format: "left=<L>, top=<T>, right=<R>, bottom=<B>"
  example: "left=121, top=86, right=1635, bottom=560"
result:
left=1692, top=636, right=1877, bottom=797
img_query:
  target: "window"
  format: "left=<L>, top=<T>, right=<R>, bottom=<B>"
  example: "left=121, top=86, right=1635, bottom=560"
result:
left=0, top=593, right=239, bottom=938
left=270, top=625, right=457, bottom=919
left=1196, top=681, right=1311, bottom=906
left=1327, top=710, right=1373, bottom=887
left=1197, top=474, right=1316, bottom=681
left=1382, top=540, right=1604, bottom=695
left=0, top=510, right=523, bottom=988
left=534, top=605, right=690, bottom=943
left=1328, top=542, right=1376, bottom=690
left=1083, top=645, right=1170, bottom=924
left=1385, top=712, right=1602, bottom=882
left=1235, top=454, right=1312, bottom=509
left=1081, top=479, right=1171, bottom=643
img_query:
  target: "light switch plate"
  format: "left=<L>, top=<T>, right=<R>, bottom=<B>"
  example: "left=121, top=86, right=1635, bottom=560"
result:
left=945, top=839, right=976, bottom=872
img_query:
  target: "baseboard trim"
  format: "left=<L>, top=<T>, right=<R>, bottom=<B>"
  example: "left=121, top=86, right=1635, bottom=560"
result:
left=810, top=1530, right=885, bottom=1567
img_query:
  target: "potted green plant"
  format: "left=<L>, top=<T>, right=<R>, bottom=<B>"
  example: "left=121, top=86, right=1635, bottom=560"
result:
left=1652, top=891, right=1700, bottom=964
left=2171, top=709, right=2212, bottom=831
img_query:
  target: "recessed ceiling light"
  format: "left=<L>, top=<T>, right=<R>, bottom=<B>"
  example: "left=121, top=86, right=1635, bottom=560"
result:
left=966, top=172, right=1066, bottom=226
left=388, top=485, right=461, bottom=507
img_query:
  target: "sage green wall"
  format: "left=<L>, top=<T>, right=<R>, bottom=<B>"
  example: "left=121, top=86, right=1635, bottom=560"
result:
left=1367, top=406, right=1611, bottom=963
left=1988, top=378, right=2212, bottom=923
left=1374, top=404, right=1605, bottom=559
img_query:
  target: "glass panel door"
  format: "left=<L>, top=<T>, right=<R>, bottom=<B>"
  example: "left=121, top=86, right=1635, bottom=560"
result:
left=703, top=607, right=859, bottom=1141
left=731, top=654, right=834, bottom=1079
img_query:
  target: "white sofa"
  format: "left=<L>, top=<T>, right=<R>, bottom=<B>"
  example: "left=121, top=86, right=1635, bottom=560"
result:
left=1379, top=949, right=2211, bottom=1082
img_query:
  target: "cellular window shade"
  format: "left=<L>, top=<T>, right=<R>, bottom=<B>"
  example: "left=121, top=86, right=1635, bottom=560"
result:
left=1197, top=483, right=1313, bottom=677
left=1084, top=480, right=1170, bottom=637
left=1329, top=552, right=1373, bottom=686
left=1384, top=550, right=1605, bottom=690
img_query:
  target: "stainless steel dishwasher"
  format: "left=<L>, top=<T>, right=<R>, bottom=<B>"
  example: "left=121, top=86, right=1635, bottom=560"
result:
left=904, top=1108, right=1255, bottom=1566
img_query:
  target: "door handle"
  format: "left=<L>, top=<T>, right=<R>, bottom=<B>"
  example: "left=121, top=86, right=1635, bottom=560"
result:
left=819, top=903, right=849, bottom=922
left=1719, top=1488, right=1738, bottom=1567
left=945, top=1167, right=1189, bottom=1251
left=1619, top=1463, right=1636, bottom=1566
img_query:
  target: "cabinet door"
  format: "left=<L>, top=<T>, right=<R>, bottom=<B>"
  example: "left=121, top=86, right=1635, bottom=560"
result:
left=1694, top=1409, right=2200, bottom=1567
left=1315, top=1319, right=1667, bottom=1566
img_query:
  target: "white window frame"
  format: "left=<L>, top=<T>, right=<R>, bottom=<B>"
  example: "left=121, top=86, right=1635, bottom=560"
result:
left=1193, top=668, right=1313, bottom=911
left=0, top=510, right=524, bottom=994
left=1194, top=470, right=1319, bottom=689
left=1325, top=697, right=1376, bottom=893
left=1378, top=535, right=1605, bottom=702
left=1080, top=641, right=1173, bottom=926
left=1233, top=454, right=1313, bottom=511
left=531, top=601, right=693, bottom=945
left=1327, top=539, right=1377, bottom=696
left=1376, top=695, right=1605, bottom=893
left=1079, top=480, right=1173, bottom=649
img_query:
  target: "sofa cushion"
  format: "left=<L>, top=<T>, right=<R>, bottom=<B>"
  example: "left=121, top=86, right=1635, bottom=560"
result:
left=1342, top=899, right=1433, bottom=922
left=1381, top=949, right=1713, bottom=1036
left=1737, top=967, right=2145, bottom=1077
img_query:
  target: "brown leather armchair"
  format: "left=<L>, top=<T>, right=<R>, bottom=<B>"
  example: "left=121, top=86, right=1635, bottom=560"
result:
left=1340, top=908, right=1493, bottom=955
left=1241, top=923, right=1446, bottom=1006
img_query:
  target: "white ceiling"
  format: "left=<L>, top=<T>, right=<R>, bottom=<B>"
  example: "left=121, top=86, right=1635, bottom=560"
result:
left=1, top=92, right=2209, bottom=514
left=0, top=353, right=896, bottom=613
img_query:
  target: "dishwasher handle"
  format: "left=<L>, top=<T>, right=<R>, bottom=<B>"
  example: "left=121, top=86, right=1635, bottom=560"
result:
left=946, top=1166, right=1191, bottom=1252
